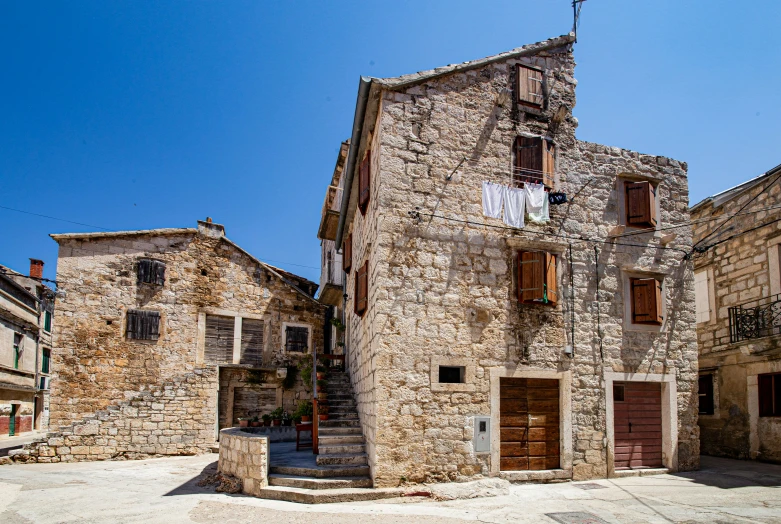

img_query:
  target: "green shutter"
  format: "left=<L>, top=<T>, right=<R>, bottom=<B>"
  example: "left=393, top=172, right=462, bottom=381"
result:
left=44, top=311, right=52, bottom=332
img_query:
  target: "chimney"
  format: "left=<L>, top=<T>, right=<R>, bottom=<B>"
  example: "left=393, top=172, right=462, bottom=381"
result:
left=29, top=259, right=44, bottom=279
left=197, top=218, right=225, bottom=239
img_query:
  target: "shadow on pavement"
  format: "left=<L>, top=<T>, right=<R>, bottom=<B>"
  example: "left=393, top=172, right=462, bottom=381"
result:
left=668, top=455, right=781, bottom=489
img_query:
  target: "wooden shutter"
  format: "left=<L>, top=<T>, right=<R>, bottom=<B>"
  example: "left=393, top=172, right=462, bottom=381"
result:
left=240, top=318, right=264, bottom=366
left=544, top=253, right=557, bottom=305
left=153, top=261, right=166, bottom=285
left=137, top=259, right=165, bottom=285
left=631, top=278, right=663, bottom=325
left=355, top=261, right=368, bottom=316
left=358, top=151, right=371, bottom=215
left=126, top=310, right=139, bottom=339
left=127, top=310, right=160, bottom=340
left=137, top=259, right=152, bottom=284
left=343, top=234, right=352, bottom=273
left=758, top=374, right=774, bottom=417
left=542, top=140, right=555, bottom=189
left=518, top=251, right=544, bottom=303
left=205, top=315, right=234, bottom=363
left=516, top=64, right=543, bottom=108
left=626, top=181, right=658, bottom=228
left=515, top=136, right=542, bottom=186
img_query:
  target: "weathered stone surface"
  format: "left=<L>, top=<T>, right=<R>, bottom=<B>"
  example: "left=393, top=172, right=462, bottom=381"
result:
left=217, top=428, right=269, bottom=496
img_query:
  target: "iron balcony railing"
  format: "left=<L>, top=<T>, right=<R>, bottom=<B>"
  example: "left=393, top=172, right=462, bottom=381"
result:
left=729, top=293, right=781, bottom=344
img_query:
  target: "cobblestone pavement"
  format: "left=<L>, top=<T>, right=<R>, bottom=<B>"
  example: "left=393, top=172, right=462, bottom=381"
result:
left=0, top=454, right=780, bottom=523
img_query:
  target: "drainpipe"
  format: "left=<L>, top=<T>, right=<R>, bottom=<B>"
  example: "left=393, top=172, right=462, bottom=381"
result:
left=334, top=76, right=372, bottom=251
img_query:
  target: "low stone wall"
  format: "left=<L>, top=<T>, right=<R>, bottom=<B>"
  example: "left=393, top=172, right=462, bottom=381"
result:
left=218, top=428, right=269, bottom=496
left=235, top=425, right=297, bottom=442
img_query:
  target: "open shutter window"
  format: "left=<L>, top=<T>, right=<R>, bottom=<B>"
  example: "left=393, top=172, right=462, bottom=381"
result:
left=518, top=251, right=544, bottom=303
left=355, top=261, right=368, bottom=316
left=544, top=252, right=557, bottom=305
left=631, top=278, right=662, bottom=325
left=358, top=151, right=371, bottom=215
left=758, top=374, right=773, bottom=417
left=542, top=140, right=555, bottom=189
left=343, top=234, right=352, bottom=273
left=626, top=181, right=658, bottom=228
left=515, top=136, right=543, bottom=187
left=516, top=64, right=543, bottom=108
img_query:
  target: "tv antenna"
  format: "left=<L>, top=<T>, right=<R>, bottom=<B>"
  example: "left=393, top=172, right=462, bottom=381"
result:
left=572, top=0, right=586, bottom=42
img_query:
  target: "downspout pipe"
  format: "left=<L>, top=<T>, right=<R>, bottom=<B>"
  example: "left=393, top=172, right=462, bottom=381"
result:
left=334, top=76, right=372, bottom=250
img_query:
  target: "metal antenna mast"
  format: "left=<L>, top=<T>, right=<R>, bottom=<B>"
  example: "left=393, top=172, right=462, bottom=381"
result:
left=572, top=0, right=586, bottom=42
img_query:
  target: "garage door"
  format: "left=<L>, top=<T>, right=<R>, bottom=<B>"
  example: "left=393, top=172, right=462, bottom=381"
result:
left=500, top=377, right=560, bottom=471
left=613, top=382, right=662, bottom=469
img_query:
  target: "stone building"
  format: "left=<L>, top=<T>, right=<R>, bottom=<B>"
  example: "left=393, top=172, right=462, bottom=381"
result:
left=0, top=260, right=54, bottom=436
left=15, top=219, right=324, bottom=462
left=691, top=164, right=781, bottom=463
left=323, top=33, right=698, bottom=487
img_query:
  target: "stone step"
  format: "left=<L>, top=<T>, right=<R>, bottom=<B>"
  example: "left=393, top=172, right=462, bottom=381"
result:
left=269, top=465, right=370, bottom=478
left=326, top=412, right=358, bottom=420
left=319, top=419, right=359, bottom=428
left=316, top=453, right=368, bottom=466
left=318, top=443, right=366, bottom=455
left=268, top=474, right=372, bottom=490
left=318, top=427, right=363, bottom=436
left=256, top=485, right=401, bottom=504
left=318, top=435, right=365, bottom=446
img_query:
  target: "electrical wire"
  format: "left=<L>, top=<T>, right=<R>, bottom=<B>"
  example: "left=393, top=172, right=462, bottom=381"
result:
left=0, top=205, right=113, bottom=231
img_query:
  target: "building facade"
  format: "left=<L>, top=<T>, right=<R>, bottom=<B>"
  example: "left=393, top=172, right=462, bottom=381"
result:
left=0, top=260, right=54, bottom=437
left=16, top=219, right=324, bottom=462
left=691, top=165, right=781, bottom=463
left=328, top=34, right=699, bottom=487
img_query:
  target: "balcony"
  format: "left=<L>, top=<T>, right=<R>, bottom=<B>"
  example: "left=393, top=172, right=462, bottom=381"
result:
left=318, top=243, right=343, bottom=306
left=317, top=186, right=343, bottom=241
left=729, top=294, right=781, bottom=344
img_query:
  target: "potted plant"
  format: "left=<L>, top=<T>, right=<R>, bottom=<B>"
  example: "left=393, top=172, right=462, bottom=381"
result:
left=316, top=366, right=327, bottom=381
left=318, top=404, right=329, bottom=421
left=316, top=379, right=328, bottom=392
left=238, top=417, right=249, bottom=428
left=294, top=400, right=313, bottom=423
left=271, top=407, right=284, bottom=426
left=318, top=389, right=328, bottom=401
left=262, top=414, right=272, bottom=427
left=250, top=416, right=260, bottom=427
left=299, top=360, right=314, bottom=392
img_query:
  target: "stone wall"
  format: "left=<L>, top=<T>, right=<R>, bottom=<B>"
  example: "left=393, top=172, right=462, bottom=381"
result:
left=217, top=428, right=269, bottom=496
left=692, top=175, right=781, bottom=462
left=341, top=38, right=698, bottom=486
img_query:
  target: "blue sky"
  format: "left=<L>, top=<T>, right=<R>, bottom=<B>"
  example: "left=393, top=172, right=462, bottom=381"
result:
left=1, top=1, right=779, bottom=283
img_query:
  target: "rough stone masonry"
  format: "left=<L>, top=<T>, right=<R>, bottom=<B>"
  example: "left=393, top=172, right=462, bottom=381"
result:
left=333, top=33, right=699, bottom=487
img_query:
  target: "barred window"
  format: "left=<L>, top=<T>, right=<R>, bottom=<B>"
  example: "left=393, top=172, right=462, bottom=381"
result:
left=285, top=326, right=309, bottom=353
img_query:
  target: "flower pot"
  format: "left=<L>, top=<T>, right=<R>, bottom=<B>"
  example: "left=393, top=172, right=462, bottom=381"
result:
left=318, top=414, right=329, bottom=421
left=316, top=372, right=326, bottom=380
left=263, top=419, right=271, bottom=427
left=317, top=392, right=327, bottom=401
left=272, top=419, right=282, bottom=426
left=250, top=421, right=260, bottom=427
left=239, top=420, right=249, bottom=428
left=300, top=416, right=311, bottom=423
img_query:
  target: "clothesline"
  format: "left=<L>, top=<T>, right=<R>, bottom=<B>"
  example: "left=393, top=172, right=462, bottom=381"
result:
left=483, top=181, right=550, bottom=230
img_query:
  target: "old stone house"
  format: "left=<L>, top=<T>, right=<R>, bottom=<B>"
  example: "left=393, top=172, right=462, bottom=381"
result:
left=321, top=33, right=699, bottom=487
left=0, top=260, right=54, bottom=436
left=691, top=164, right=781, bottom=463
left=15, top=219, right=324, bottom=462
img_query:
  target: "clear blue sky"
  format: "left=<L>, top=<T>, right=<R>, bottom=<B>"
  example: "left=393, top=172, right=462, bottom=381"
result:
left=1, top=1, right=779, bottom=283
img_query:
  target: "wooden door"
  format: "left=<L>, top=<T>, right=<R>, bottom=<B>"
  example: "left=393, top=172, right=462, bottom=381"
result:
left=9, top=404, right=17, bottom=436
left=613, top=382, right=663, bottom=469
left=500, top=377, right=560, bottom=471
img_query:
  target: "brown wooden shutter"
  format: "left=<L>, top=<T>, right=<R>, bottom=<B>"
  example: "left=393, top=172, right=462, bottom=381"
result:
left=626, top=181, right=658, bottom=228
left=516, top=64, right=543, bottom=108
left=542, top=140, right=555, bottom=189
left=358, top=151, right=371, bottom=215
left=758, top=374, right=774, bottom=417
left=515, top=136, right=542, bottom=186
left=126, top=310, right=139, bottom=339
left=544, top=252, right=557, bottom=305
left=631, top=278, right=662, bottom=324
left=343, top=234, right=352, bottom=273
left=354, top=261, right=368, bottom=316
left=240, top=318, right=264, bottom=366
left=205, top=314, right=234, bottom=363
left=137, top=259, right=152, bottom=284
left=518, top=251, right=544, bottom=303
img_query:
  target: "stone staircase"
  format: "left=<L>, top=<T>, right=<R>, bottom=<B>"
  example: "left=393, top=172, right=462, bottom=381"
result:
left=260, top=370, right=399, bottom=503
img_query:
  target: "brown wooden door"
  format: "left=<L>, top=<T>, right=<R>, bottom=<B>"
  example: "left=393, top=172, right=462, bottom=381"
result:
left=500, top=377, right=560, bottom=471
left=613, top=382, right=663, bottom=469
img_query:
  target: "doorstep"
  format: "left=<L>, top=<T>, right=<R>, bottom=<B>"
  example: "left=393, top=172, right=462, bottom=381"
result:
left=498, top=468, right=572, bottom=483
left=612, top=468, right=669, bottom=478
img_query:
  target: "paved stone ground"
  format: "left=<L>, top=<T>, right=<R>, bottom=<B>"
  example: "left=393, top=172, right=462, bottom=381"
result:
left=0, top=454, right=780, bottom=523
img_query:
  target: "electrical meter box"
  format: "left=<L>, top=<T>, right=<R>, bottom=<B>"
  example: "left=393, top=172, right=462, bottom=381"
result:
left=473, top=416, right=491, bottom=453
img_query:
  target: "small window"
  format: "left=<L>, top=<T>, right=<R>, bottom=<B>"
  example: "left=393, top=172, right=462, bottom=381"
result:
left=517, top=251, right=557, bottom=306
left=625, top=181, right=657, bottom=228
left=240, top=318, right=264, bottom=366
left=514, top=136, right=554, bottom=188
left=285, top=326, right=309, bottom=353
left=358, top=151, right=371, bottom=216
left=41, top=348, right=51, bottom=374
left=126, top=310, right=161, bottom=341
left=630, top=277, right=663, bottom=325
left=343, top=234, right=353, bottom=273
left=516, top=63, right=544, bottom=109
left=438, top=366, right=465, bottom=384
left=354, top=261, right=368, bottom=316
left=205, top=315, right=234, bottom=363
left=613, top=384, right=625, bottom=402
left=758, top=373, right=781, bottom=417
left=39, top=377, right=48, bottom=390
left=44, top=310, right=52, bottom=332
left=699, top=374, right=714, bottom=415
left=137, top=259, right=166, bottom=285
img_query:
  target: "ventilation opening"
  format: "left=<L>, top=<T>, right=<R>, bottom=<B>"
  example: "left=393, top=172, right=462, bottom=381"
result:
left=439, top=366, right=465, bottom=384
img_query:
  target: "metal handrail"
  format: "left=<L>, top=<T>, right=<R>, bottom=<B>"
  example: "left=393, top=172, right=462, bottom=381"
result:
left=312, top=345, right=319, bottom=454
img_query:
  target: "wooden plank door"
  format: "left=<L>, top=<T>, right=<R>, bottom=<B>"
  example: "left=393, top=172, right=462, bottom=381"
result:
left=9, top=404, right=17, bottom=436
left=613, top=382, right=663, bottom=469
left=500, top=377, right=560, bottom=471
